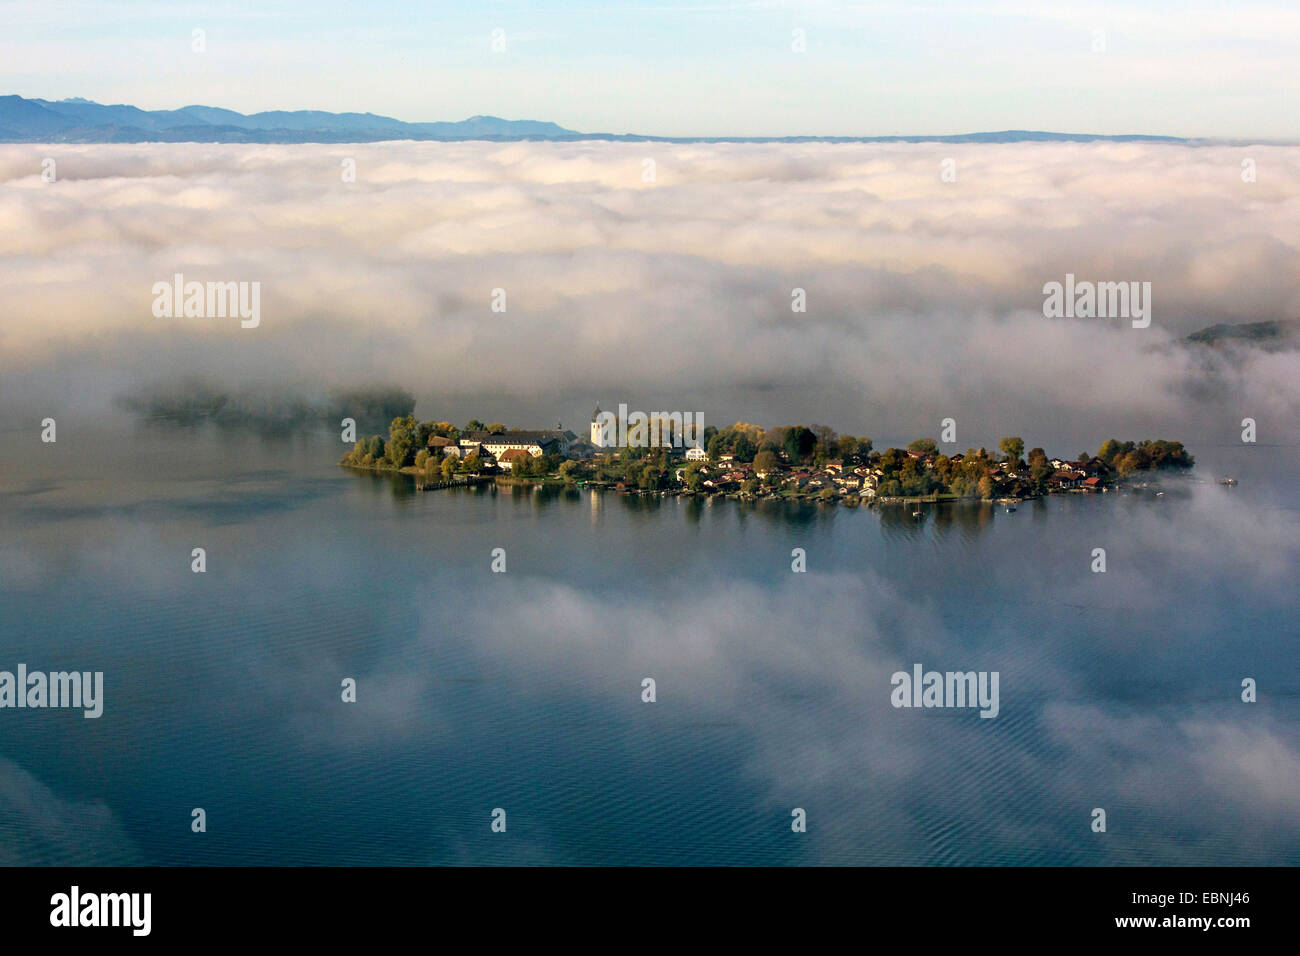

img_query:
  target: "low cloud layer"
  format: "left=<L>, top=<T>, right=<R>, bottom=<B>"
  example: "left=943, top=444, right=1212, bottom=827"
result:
left=1, top=141, right=1297, bottom=445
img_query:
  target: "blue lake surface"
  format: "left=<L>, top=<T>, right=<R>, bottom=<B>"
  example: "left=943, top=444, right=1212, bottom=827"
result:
left=1, top=426, right=1297, bottom=865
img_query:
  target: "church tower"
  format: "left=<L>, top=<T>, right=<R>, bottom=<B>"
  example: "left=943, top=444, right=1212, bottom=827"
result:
left=590, top=404, right=606, bottom=448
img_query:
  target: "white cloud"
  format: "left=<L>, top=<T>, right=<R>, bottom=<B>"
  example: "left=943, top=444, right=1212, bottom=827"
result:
left=0, top=140, right=1296, bottom=445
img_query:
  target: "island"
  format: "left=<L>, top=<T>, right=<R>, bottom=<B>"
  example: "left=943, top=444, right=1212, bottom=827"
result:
left=340, top=409, right=1195, bottom=506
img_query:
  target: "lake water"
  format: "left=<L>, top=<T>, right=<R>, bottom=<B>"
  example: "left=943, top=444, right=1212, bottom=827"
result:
left=1, top=424, right=1297, bottom=865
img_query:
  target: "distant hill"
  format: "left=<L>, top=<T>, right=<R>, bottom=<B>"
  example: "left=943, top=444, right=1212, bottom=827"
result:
left=0, top=94, right=1202, bottom=144
left=1185, top=319, right=1300, bottom=351
left=0, top=95, right=575, bottom=142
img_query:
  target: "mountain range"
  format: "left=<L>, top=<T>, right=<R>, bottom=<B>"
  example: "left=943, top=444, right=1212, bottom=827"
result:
left=0, top=94, right=1197, bottom=144
left=0, top=95, right=574, bottom=142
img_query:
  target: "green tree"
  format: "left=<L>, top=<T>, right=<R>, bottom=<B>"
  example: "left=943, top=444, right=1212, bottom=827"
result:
left=998, top=437, right=1025, bottom=465
left=441, top=456, right=456, bottom=480
left=907, top=438, right=938, bottom=455
left=1030, top=461, right=1054, bottom=492
left=782, top=426, right=816, bottom=465
left=684, top=463, right=705, bottom=493
left=753, top=450, right=780, bottom=475
left=386, top=415, right=419, bottom=467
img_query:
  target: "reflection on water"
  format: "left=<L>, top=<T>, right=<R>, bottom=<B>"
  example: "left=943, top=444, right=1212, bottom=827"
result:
left=0, top=426, right=1296, bottom=865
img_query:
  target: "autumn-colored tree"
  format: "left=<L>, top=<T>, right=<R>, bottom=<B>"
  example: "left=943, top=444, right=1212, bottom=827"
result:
left=753, top=450, right=780, bottom=474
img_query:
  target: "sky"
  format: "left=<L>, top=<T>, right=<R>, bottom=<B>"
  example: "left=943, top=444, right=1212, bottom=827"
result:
left=2, top=0, right=1298, bottom=139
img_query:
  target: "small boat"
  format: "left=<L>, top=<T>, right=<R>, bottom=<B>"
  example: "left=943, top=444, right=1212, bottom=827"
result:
left=1005, top=504, right=1016, bottom=513
left=1218, top=477, right=1238, bottom=486
left=1155, top=491, right=1164, bottom=497
left=912, top=510, right=922, bottom=518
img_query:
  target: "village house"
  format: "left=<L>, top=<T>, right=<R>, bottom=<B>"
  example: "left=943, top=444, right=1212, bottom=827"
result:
left=1049, top=469, right=1084, bottom=489
left=460, top=429, right=573, bottom=460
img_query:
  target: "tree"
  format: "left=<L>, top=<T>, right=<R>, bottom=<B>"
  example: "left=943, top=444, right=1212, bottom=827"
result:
left=464, top=420, right=485, bottom=433
left=1031, top=461, right=1054, bottom=492
left=753, top=450, right=780, bottom=475
left=386, top=415, right=419, bottom=467
left=878, top=448, right=907, bottom=475
left=440, top=456, right=456, bottom=480
left=684, top=463, right=705, bottom=493
left=782, top=426, right=816, bottom=465
left=811, top=424, right=837, bottom=457
left=732, top=434, right=755, bottom=462
left=837, top=435, right=869, bottom=461
left=907, top=438, right=938, bottom=455
left=998, top=437, right=1024, bottom=465
left=462, top=453, right=482, bottom=473
left=487, top=423, right=507, bottom=434
left=1143, top=439, right=1194, bottom=469
left=742, top=477, right=759, bottom=495
left=978, top=476, right=996, bottom=499
left=414, top=449, right=430, bottom=470
left=1097, top=439, right=1122, bottom=464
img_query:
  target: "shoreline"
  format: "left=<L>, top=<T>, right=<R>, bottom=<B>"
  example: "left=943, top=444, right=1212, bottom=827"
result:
left=341, top=460, right=1193, bottom=506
